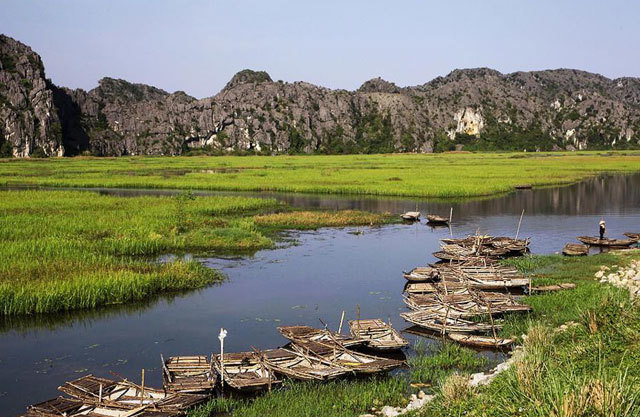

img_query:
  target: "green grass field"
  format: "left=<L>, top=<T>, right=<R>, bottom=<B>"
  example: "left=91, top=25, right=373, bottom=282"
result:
left=2, top=151, right=640, bottom=198
left=0, top=190, right=392, bottom=315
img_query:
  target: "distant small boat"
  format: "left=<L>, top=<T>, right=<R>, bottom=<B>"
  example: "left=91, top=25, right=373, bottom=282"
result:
left=624, top=232, right=640, bottom=241
left=401, top=211, right=421, bottom=221
left=514, top=184, right=532, bottom=190
left=403, top=266, right=439, bottom=282
left=349, top=319, right=409, bottom=351
left=426, top=214, right=449, bottom=224
left=448, top=333, right=514, bottom=348
left=577, top=236, right=637, bottom=247
left=562, top=243, right=588, bottom=256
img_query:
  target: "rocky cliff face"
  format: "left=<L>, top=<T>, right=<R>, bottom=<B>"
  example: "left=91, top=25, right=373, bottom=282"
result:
left=0, top=35, right=64, bottom=157
left=1, top=34, right=639, bottom=157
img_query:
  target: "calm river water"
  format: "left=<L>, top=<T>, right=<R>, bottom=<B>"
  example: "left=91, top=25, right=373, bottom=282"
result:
left=1, top=174, right=639, bottom=415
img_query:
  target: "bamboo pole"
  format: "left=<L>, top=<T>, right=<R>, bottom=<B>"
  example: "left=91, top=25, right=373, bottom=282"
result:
left=98, top=383, right=102, bottom=403
left=338, top=310, right=345, bottom=334
left=515, top=209, right=525, bottom=240
left=449, top=207, right=453, bottom=237
left=140, top=369, right=145, bottom=406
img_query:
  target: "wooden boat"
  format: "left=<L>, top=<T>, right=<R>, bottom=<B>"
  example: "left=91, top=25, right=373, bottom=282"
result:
left=291, top=341, right=404, bottom=374
left=531, top=283, right=576, bottom=292
left=490, top=237, right=530, bottom=254
left=404, top=292, right=531, bottom=317
left=426, top=214, right=449, bottom=224
left=348, top=319, right=408, bottom=351
left=212, top=351, right=280, bottom=391
left=577, top=236, right=638, bottom=247
left=437, top=264, right=530, bottom=289
left=403, top=266, right=439, bottom=282
left=161, top=355, right=216, bottom=393
left=401, top=211, right=420, bottom=221
left=258, top=347, right=350, bottom=381
left=514, top=184, right=532, bottom=190
left=278, top=325, right=363, bottom=348
left=400, top=310, right=501, bottom=334
left=562, top=243, right=588, bottom=256
left=447, top=333, right=514, bottom=348
left=624, top=232, right=640, bottom=241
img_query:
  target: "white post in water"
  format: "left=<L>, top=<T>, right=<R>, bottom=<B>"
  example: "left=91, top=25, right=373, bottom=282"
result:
left=449, top=207, right=453, bottom=237
left=516, top=209, right=525, bottom=240
left=218, top=328, right=227, bottom=385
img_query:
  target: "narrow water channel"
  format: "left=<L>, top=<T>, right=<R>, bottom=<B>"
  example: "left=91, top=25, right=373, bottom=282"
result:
left=1, top=174, right=639, bottom=415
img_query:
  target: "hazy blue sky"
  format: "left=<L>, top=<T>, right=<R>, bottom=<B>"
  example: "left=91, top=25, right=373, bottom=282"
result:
left=1, top=0, right=637, bottom=98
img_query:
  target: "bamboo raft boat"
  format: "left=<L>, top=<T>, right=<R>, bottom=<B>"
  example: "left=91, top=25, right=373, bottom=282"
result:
left=403, top=266, right=439, bottom=282
left=562, top=243, right=589, bottom=256
left=437, top=264, right=530, bottom=289
left=212, top=352, right=280, bottom=391
left=291, top=341, right=404, bottom=374
left=400, top=310, right=501, bottom=334
left=278, top=325, right=363, bottom=348
left=348, top=319, right=409, bottom=351
left=401, top=211, right=421, bottom=221
left=447, top=333, right=514, bottom=348
left=404, top=292, right=531, bottom=317
left=50, top=374, right=207, bottom=415
left=258, top=347, right=351, bottom=381
left=426, top=214, right=449, bottom=224
left=577, top=236, right=638, bottom=247
left=161, top=355, right=216, bottom=394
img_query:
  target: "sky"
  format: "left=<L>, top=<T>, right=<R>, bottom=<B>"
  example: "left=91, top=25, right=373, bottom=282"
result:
left=1, top=0, right=638, bottom=98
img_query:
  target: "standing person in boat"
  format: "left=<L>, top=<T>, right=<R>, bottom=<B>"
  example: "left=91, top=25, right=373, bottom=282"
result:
left=599, top=220, right=606, bottom=240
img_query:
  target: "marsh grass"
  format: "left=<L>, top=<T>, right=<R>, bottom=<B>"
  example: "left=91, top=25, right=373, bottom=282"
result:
left=189, top=378, right=407, bottom=417
left=0, top=190, right=392, bottom=315
left=408, top=340, right=489, bottom=388
left=1, top=152, right=640, bottom=198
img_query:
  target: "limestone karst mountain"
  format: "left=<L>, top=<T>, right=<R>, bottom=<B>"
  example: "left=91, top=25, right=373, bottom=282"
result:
left=1, top=34, right=639, bottom=157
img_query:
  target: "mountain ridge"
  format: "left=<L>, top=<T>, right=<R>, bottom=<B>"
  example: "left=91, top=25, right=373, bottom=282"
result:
left=1, top=34, right=639, bottom=157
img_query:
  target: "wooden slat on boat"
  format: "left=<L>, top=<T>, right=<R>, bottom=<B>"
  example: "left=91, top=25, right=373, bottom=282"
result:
left=577, top=236, right=637, bottom=247
left=277, top=325, right=363, bottom=347
left=161, top=355, right=216, bottom=394
left=447, top=333, right=514, bottom=348
left=400, top=310, right=500, bottom=334
left=212, top=351, right=281, bottom=391
left=348, top=319, right=408, bottom=351
left=562, top=243, right=588, bottom=256
left=58, top=374, right=119, bottom=401
left=28, top=397, right=86, bottom=415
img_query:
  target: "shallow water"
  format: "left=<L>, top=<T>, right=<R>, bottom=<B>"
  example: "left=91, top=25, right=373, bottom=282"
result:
left=1, top=174, right=639, bottom=415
